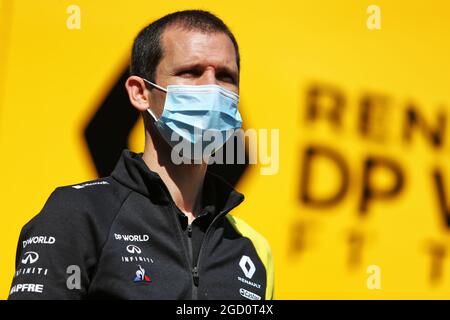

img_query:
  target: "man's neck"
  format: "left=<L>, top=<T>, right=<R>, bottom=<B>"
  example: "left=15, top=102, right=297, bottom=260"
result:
left=141, top=134, right=207, bottom=225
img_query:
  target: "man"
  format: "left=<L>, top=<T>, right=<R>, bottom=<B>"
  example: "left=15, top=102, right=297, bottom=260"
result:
left=9, top=10, right=274, bottom=300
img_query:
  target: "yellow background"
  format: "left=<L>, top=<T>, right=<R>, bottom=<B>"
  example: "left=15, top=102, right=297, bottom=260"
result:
left=1, top=0, right=450, bottom=299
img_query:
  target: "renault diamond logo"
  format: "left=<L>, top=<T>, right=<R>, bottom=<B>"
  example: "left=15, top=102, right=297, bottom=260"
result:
left=239, top=255, right=256, bottom=279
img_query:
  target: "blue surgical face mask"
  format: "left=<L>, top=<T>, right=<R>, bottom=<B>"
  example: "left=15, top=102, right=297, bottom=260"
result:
left=142, top=78, right=243, bottom=160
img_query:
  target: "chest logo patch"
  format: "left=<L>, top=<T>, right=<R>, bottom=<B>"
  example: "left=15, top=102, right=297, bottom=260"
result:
left=239, top=255, right=256, bottom=279
left=133, top=265, right=151, bottom=283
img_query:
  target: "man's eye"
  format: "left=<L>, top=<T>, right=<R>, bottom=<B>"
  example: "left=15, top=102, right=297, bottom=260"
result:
left=218, top=74, right=235, bottom=84
left=178, top=70, right=198, bottom=77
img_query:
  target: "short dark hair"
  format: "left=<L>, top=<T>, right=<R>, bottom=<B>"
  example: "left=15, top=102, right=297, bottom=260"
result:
left=130, top=10, right=240, bottom=83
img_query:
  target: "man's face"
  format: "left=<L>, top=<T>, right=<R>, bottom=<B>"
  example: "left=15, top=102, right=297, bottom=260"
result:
left=148, top=26, right=239, bottom=118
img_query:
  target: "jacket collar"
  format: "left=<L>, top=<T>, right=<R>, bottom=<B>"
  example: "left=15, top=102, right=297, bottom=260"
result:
left=110, top=149, right=244, bottom=216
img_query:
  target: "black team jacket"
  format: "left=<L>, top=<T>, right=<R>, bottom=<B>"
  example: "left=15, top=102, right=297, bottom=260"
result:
left=8, top=149, right=274, bottom=300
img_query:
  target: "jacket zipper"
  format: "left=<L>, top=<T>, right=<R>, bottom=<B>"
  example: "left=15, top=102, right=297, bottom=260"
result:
left=166, top=191, right=244, bottom=300
left=191, top=207, right=237, bottom=299
left=166, top=201, right=197, bottom=300
left=182, top=211, right=227, bottom=300
left=187, top=224, right=199, bottom=299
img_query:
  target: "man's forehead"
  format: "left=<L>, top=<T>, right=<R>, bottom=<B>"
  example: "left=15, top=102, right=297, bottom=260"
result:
left=160, top=26, right=238, bottom=70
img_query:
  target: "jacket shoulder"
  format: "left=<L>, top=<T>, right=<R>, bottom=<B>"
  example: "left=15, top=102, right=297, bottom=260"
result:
left=225, top=214, right=274, bottom=299
left=225, top=215, right=272, bottom=259
left=10, top=177, right=130, bottom=299
left=23, top=176, right=131, bottom=236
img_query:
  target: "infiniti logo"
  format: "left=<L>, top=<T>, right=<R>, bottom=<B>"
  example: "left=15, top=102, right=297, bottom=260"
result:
left=126, top=245, right=142, bottom=254
left=21, top=251, right=39, bottom=265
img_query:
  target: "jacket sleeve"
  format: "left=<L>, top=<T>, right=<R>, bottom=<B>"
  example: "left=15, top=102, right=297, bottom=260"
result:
left=8, top=187, right=101, bottom=300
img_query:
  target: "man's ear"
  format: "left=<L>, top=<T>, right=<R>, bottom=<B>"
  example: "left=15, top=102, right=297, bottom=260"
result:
left=125, top=76, right=150, bottom=112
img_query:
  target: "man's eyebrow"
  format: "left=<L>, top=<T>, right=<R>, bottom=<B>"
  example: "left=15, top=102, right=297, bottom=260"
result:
left=215, top=65, right=239, bottom=79
left=175, top=63, right=238, bottom=77
left=174, top=63, right=202, bottom=72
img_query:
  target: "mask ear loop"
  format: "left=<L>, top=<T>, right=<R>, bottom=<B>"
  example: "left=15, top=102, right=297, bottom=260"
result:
left=142, top=78, right=168, bottom=92
left=146, top=108, right=158, bottom=121
left=142, top=78, right=168, bottom=121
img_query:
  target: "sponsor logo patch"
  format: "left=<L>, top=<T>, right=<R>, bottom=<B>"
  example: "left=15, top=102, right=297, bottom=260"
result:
left=10, top=283, right=44, bottom=295
left=114, top=233, right=149, bottom=242
left=72, top=181, right=109, bottom=189
left=133, top=265, right=151, bottom=283
left=15, top=267, right=48, bottom=277
left=23, top=236, right=55, bottom=248
left=239, top=288, right=261, bottom=300
left=21, top=251, right=39, bottom=265
left=121, top=245, right=154, bottom=264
